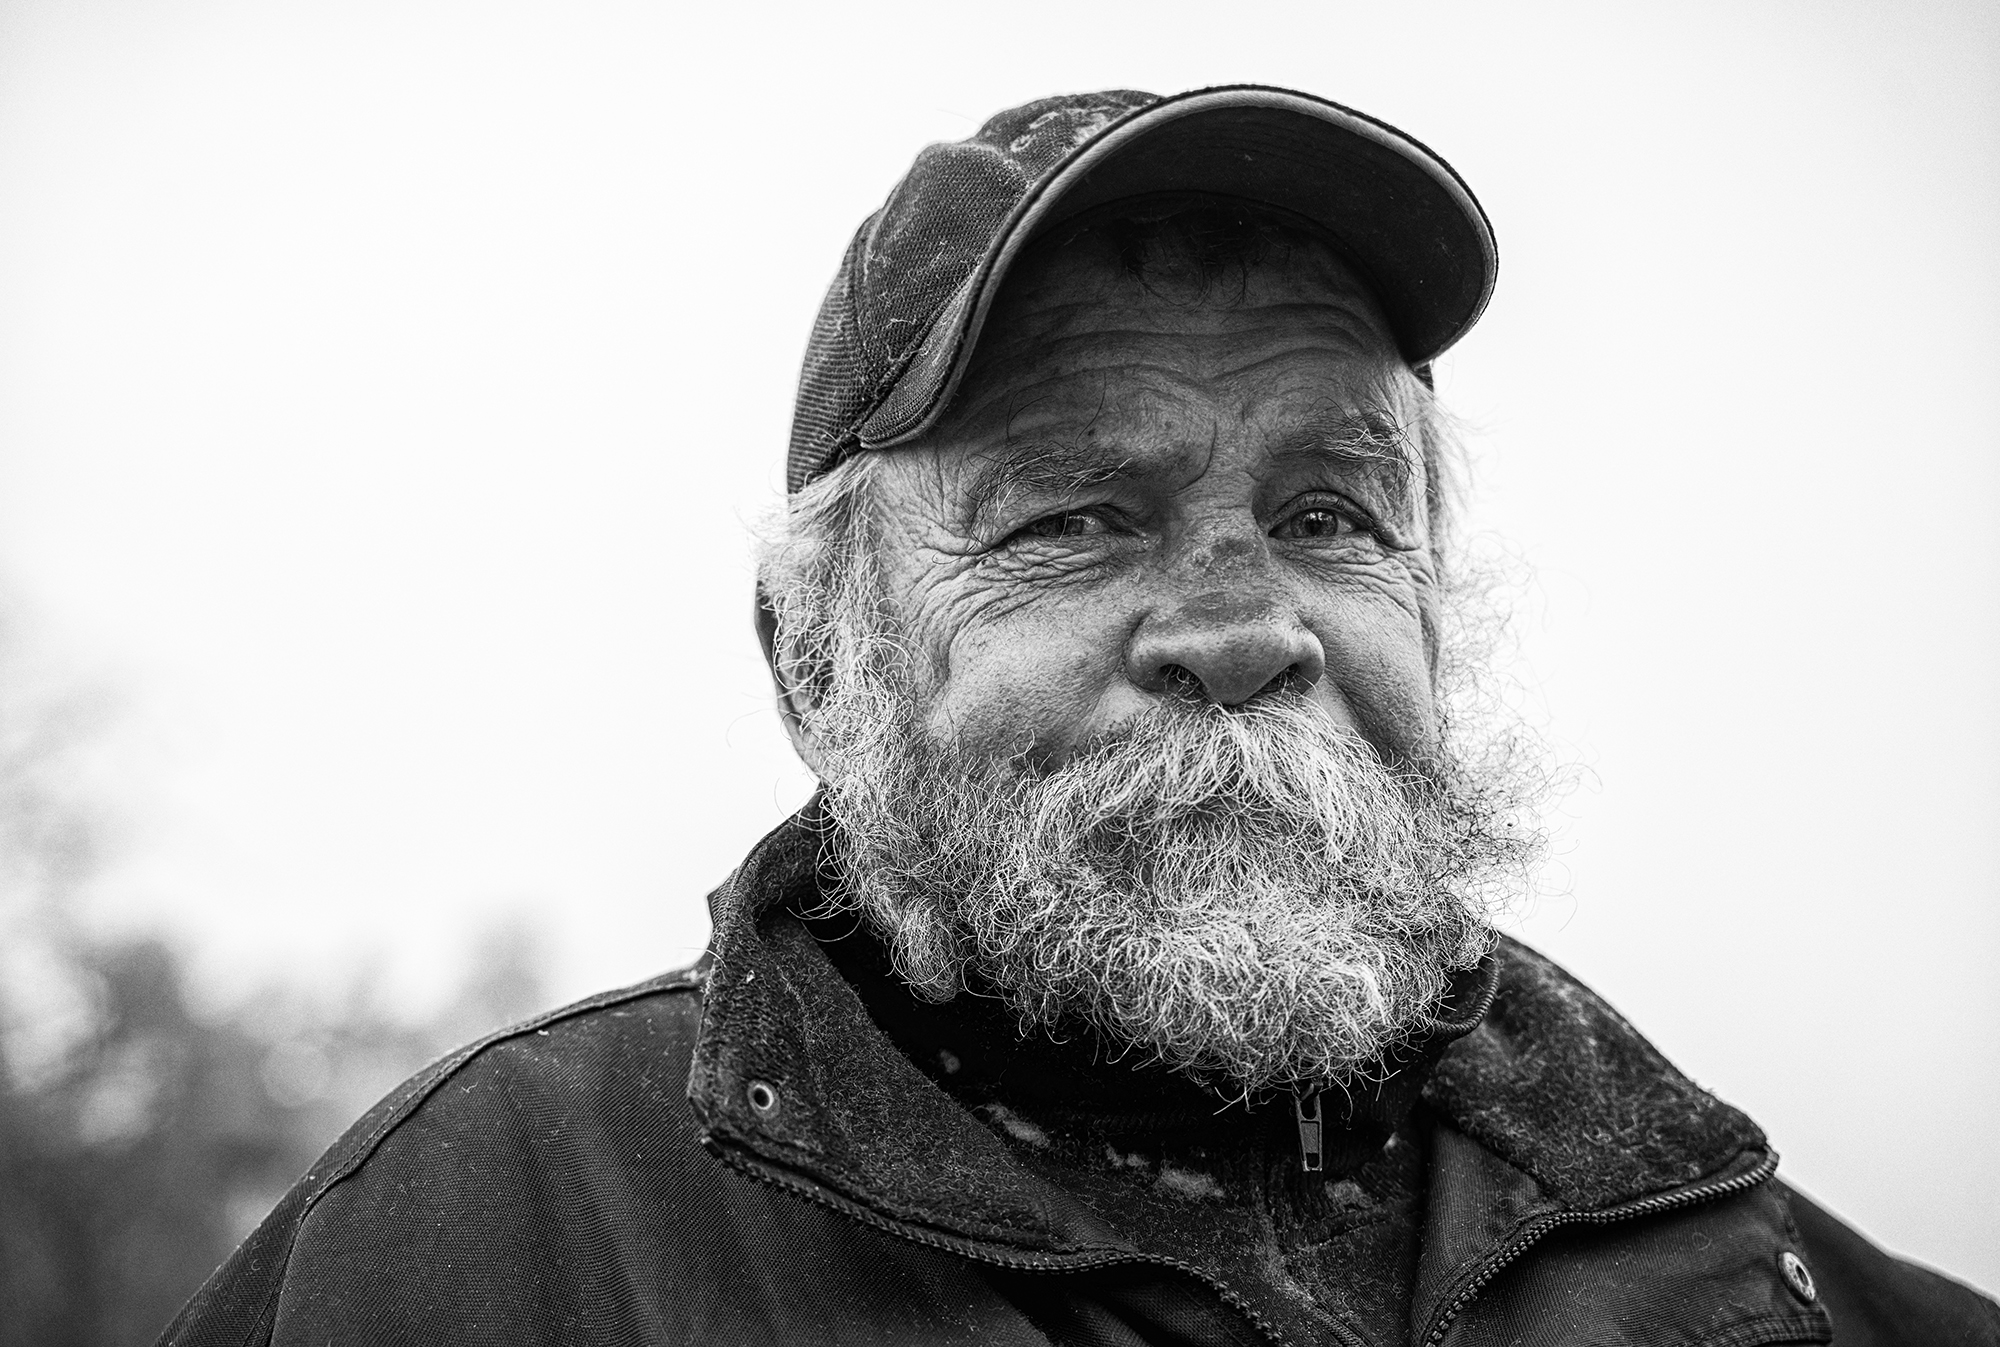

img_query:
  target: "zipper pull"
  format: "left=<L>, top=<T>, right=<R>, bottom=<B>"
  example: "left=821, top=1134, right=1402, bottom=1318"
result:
left=1294, top=1090, right=1324, bottom=1173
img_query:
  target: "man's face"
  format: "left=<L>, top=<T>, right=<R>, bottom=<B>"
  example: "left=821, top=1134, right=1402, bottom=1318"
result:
left=775, top=219, right=1529, bottom=1096
left=862, top=227, right=1441, bottom=771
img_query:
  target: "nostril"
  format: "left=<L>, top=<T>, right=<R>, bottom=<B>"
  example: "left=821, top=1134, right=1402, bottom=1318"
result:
left=1149, top=661, right=1306, bottom=706
left=1258, top=666, right=1307, bottom=698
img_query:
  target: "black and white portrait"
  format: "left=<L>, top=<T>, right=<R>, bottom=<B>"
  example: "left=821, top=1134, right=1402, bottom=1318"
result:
left=0, top=4, right=1993, bottom=1343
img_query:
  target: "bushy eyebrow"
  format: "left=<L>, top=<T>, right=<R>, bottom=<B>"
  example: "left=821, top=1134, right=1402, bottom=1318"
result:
left=956, top=440, right=1144, bottom=530
left=1266, top=407, right=1420, bottom=502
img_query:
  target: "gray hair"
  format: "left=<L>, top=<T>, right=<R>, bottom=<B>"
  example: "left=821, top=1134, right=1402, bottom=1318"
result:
left=756, top=450, right=903, bottom=761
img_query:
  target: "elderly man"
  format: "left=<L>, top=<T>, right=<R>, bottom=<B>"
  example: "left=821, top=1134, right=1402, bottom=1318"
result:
left=162, top=86, right=1994, bottom=1347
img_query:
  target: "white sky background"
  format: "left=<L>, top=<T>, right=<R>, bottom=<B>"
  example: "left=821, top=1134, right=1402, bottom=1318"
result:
left=1, top=0, right=1995, bottom=1287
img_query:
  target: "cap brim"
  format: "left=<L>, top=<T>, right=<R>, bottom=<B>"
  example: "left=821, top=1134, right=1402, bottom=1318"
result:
left=858, top=85, right=1496, bottom=449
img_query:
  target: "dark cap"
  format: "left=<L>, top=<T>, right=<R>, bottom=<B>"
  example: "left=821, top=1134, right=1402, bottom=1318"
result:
left=787, top=84, right=1495, bottom=493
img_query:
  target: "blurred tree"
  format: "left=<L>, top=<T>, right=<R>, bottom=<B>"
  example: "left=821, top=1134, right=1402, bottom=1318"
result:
left=0, top=613, right=550, bottom=1345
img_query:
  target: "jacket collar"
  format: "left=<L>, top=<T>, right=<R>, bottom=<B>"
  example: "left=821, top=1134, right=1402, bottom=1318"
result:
left=689, top=810, right=1772, bottom=1265
left=1410, top=940, right=1774, bottom=1338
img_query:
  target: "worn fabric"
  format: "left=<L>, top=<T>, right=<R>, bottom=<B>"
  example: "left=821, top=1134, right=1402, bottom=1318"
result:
left=805, top=905, right=1496, bottom=1346
left=159, top=812, right=1999, bottom=1347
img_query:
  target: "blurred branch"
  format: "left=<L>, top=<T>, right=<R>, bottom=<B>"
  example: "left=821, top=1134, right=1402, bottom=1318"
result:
left=0, top=607, right=551, bottom=1346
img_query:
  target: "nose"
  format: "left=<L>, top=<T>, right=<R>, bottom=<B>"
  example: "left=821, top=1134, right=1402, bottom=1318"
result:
left=1125, top=594, right=1326, bottom=706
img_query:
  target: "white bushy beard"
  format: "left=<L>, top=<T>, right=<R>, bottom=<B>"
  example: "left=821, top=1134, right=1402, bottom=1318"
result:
left=805, top=634, right=1539, bottom=1099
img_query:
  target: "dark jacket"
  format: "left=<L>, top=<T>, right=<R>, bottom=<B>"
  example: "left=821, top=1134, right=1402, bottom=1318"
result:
left=160, top=814, right=1999, bottom=1346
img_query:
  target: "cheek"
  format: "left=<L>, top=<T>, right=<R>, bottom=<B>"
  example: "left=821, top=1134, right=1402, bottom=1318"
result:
left=1313, top=592, right=1439, bottom=754
left=916, top=599, right=1127, bottom=762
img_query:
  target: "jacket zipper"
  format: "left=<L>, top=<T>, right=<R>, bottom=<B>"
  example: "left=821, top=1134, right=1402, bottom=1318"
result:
left=1416, top=1151, right=1780, bottom=1346
left=706, top=1138, right=1306, bottom=1346
left=1293, top=1090, right=1324, bottom=1173
left=716, top=1133, right=1775, bottom=1347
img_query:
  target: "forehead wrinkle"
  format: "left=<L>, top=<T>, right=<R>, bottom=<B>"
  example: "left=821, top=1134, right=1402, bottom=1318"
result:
left=954, top=332, right=1243, bottom=418
left=943, top=352, right=1220, bottom=453
left=965, top=300, right=1133, bottom=364
left=1179, top=299, right=1389, bottom=352
left=970, top=288, right=1388, bottom=374
left=1199, top=342, right=1382, bottom=395
left=958, top=342, right=1393, bottom=441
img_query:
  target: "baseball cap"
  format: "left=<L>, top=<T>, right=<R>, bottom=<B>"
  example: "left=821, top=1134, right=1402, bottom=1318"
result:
left=787, top=84, right=1496, bottom=493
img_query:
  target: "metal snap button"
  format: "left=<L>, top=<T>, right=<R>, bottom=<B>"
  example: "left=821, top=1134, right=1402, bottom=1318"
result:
left=745, top=1079, right=780, bottom=1116
left=1779, top=1250, right=1817, bottom=1303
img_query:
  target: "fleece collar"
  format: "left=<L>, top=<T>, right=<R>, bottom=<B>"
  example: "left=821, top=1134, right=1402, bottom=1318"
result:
left=688, top=810, right=1771, bottom=1263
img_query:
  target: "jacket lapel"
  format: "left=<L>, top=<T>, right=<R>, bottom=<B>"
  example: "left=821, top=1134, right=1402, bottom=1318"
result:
left=1411, top=941, right=1793, bottom=1344
left=1423, top=939, right=1769, bottom=1212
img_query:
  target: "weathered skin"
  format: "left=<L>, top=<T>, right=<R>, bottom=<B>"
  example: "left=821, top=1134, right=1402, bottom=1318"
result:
left=789, top=228, right=1445, bottom=772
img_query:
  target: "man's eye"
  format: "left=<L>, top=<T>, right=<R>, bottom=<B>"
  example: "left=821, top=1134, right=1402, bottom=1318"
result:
left=1021, top=510, right=1109, bottom=540
left=1274, top=506, right=1365, bottom=540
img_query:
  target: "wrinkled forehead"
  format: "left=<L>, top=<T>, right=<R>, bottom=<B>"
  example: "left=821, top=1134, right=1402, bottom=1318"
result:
left=916, top=217, right=1429, bottom=511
